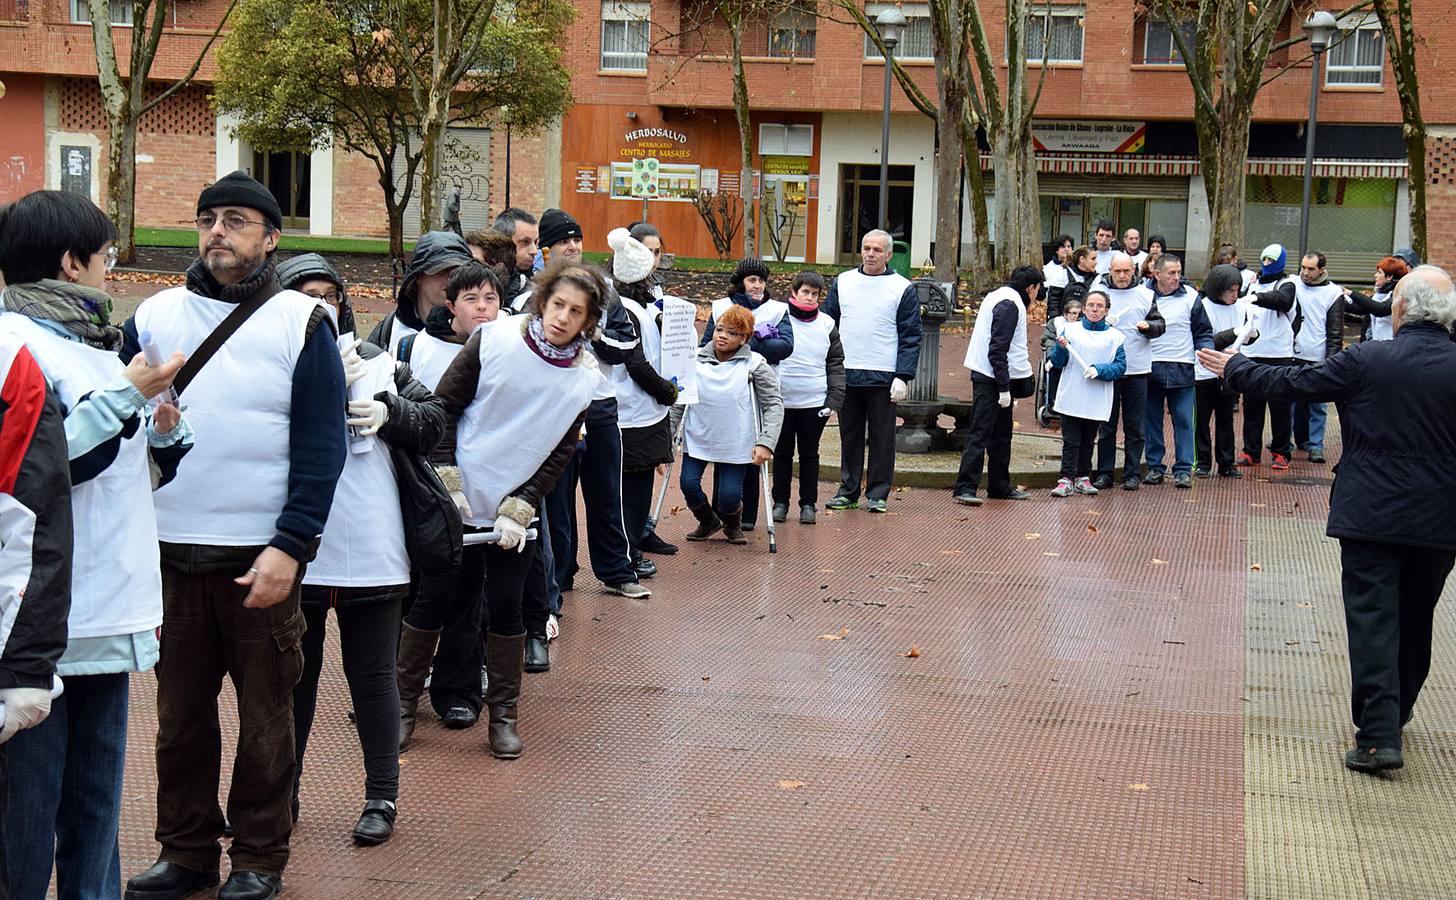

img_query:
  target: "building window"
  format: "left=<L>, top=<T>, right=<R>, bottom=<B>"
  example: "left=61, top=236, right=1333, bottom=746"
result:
left=863, top=3, right=933, bottom=61
left=71, top=0, right=132, bottom=25
left=759, top=123, right=813, bottom=157
left=1326, top=19, right=1384, bottom=86
left=610, top=161, right=701, bottom=200
left=1026, top=7, right=1083, bottom=63
left=1143, top=17, right=1195, bottom=65
left=768, top=8, right=815, bottom=58
left=601, top=0, right=650, bottom=72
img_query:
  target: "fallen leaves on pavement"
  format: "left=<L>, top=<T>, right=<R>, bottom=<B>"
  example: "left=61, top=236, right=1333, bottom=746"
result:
left=777, top=780, right=805, bottom=790
left=818, top=627, right=849, bottom=641
left=904, top=646, right=920, bottom=658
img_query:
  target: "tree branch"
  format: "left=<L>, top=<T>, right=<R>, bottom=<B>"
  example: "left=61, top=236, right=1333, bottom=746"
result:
left=143, top=0, right=241, bottom=114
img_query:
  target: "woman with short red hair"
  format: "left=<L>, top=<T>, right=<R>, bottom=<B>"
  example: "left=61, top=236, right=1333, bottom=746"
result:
left=1345, top=256, right=1412, bottom=342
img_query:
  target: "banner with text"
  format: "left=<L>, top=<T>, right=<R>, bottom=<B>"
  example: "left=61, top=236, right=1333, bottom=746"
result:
left=1032, top=121, right=1146, bottom=154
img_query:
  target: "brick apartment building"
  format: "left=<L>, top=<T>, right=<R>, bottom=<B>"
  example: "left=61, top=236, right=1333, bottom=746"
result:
left=0, top=0, right=551, bottom=242
left=562, top=1, right=1456, bottom=276
left=0, top=0, right=1453, bottom=277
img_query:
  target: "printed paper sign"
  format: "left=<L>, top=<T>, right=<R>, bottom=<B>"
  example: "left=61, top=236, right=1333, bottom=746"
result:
left=658, top=295, right=698, bottom=406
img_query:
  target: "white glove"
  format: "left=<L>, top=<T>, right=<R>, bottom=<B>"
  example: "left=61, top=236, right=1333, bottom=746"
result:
left=340, top=340, right=367, bottom=388
left=346, top=398, right=388, bottom=436
left=0, top=687, right=53, bottom=744
left=817, top=407, right=832, bottom=419
left=997, top=391, right=1012, bottom=409
left=1083, top=365, right=1098, bottom=379
left=890, top=377, right=908, bottom=403
left=496, top=516, right=528, bottom=553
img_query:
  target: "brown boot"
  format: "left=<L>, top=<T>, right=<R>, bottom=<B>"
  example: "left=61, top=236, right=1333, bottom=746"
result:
left=396, top=623, right=440, bottom=751
left=721, top=506, right=748, bottom=544
left=485, top=631, right=526, bottom=759
left=686, top=502, right=722, bottom=541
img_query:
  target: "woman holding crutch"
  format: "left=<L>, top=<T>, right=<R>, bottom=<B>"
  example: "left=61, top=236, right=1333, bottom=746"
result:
left=671, top=304, right=783, bottom=545
left=432, top=260, right=606, bottom=758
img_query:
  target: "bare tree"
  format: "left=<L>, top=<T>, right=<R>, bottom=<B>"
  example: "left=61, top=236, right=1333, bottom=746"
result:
left=87, top=0, right=238, bottom=262
left=689, top=189, right=744, bottom=259
left=1371, top=0, right=1427, bottom=259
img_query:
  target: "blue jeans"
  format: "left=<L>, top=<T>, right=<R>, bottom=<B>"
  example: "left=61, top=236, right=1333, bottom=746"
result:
left=5, top=672, right=128, bottom=899
left=1144, top=383, right=1195, bottom=476
left=1293, top=400, right=1328, bottom=451
left=680, top=456, right=747, bottom=515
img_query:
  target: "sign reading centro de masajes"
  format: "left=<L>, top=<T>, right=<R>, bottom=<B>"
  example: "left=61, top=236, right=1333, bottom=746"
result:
left=620, top=126, right=692, bottom=160
left=1031, top=120, right=1146, bottom=154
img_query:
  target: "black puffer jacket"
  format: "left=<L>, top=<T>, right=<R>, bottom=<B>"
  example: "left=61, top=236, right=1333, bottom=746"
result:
left=1223, top=322, right=1456, bottom=551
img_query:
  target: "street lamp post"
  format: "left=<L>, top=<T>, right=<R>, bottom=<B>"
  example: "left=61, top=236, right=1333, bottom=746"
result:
left=502, top=105, right=515, bottom=210
left=1298, top=10, right=1338, bottom=259
left=875, top=8, right=906, bottom=233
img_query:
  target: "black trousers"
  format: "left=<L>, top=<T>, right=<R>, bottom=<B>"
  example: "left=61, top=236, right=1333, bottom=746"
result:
left=772, top=407, right=829, bottom=508
left=294, top=593, right=402, bottom=802
left=546, top=399, right=635, bottom=588
left=954, top=378, right=1013, bottom=497
left=621, top=468, right=655, bottom=561
left=1058, top=415, right=1098, bottom=480
left=836, top=385, right=896, bottom=502
left=1240, top=356, right=1294, bottom=460
left=428, top=544, right=486, bottom=717
left=1338, top=539, right=1456, bottom=748
left=519, top=536, right=550, bottom=638
left=481, top=539, right=540, bottom=637
left=1095, top=374, right=1148, bottom=479
left=1195, top=379, right=1238, bottom=473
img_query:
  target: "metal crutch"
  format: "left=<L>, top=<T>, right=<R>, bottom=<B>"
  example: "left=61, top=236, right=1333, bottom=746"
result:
left=462, top=528, right=539, bottom=546
left=751, top=381, right=777, bottom=554
left=647, top=411, right=687, bottom=535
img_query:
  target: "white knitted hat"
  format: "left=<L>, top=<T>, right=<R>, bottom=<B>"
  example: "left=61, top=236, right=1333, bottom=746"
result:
left=608, top=227, right=655, bottom=285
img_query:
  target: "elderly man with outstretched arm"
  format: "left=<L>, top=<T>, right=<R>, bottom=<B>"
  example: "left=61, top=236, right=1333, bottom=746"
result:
left=1197, top=265, right=1456, bottom=777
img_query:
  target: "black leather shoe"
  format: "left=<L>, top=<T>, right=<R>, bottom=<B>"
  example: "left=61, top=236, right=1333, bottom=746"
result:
left=442, top=706, right=478, bottom=729
left=772, top=502, right=789, bottom=522
left=640, top=531, right=679, bottom=555
left=352, top=799, right=397, bottom=846
left=1143, top=470, right=1165, bottom=485
left=524, top=635, right=550, bottom=673
left=218, top=871, right=282, bottom=900
left=1091, top=474, right=1114, bottom=490
left=125, top=861, right=219, bottom=900
left=632, top=557, right=658, bottom=580
left=1121, top=476, right=1141, bottom=491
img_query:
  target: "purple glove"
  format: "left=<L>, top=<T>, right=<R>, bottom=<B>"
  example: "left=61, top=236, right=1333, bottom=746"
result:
left=753, top=322, right=777, bottom=340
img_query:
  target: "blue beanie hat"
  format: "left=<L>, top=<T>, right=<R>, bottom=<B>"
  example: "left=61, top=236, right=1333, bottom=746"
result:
left=1259, top=244, right=1287, bottom=278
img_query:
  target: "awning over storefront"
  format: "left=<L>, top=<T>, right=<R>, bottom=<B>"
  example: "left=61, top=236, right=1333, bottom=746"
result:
left=977, top=154, right=1409, bottom=180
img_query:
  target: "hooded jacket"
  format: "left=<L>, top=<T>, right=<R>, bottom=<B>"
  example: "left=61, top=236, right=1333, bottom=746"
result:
left=276, top=253, right=356, bottom=335
left=366, top=231, right=473, bottom=350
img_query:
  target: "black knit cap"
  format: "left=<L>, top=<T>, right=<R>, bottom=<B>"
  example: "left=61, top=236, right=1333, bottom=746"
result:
left=197, top=170, right=283, bottom=231
left=730, top=257, right=771, bottom=293
left=538, top=208, right=583, bottom=249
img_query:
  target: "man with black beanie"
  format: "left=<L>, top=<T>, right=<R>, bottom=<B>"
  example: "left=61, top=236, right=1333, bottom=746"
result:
left=121, top=171, right=348, bottom=900
left=538, top=208, right=584, bottom=263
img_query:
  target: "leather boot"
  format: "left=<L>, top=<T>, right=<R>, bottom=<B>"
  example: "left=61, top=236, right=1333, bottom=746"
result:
left=395, top=624, right=440, bottom=751
left=721, top=506, right=748, bottom=544
left=686, top=502, right=722, bottom=541
left=485, top=631, right=526, bottom=759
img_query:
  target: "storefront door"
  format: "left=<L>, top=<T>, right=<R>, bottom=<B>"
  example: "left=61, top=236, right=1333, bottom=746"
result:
left=761, top=175, right=808, bottom=263
left=253, top=150, right=311, bottom=229
left=838, top=164, right=914, bottom=264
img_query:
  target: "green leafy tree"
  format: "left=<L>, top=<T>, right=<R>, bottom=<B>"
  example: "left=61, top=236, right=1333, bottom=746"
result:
left=215, top=0, right=573, bottom=256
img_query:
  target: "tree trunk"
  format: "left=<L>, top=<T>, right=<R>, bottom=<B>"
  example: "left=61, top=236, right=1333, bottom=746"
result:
left=104, top=110, right=138, bottom=263
left=378, top=168, right=407, bottom=259
left=1404, top=121, right=1427, bottom=262
left=1207, top=102, right=1251, bottom=262
left=991, top=125, right=1040, bottom=271
left=729, top=16, right=755, bottom=257
left=419, top=108, right=449, bottom=234
left=932, top=66, right=963, bottom=281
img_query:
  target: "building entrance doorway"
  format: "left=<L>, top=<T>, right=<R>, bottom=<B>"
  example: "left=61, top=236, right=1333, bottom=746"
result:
left=761, top=175, right=809, bottom=263
left=253, top=150, right=311, bottom=229
left=838, top=164, right=913, bottom=264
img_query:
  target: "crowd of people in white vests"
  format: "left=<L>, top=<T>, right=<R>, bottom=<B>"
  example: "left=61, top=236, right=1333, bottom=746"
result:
left=0, top=175, right=1443, bottom=898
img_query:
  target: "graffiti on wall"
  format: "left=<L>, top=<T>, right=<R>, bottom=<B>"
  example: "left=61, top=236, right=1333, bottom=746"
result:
left=0, top=154, right=31, bottom=202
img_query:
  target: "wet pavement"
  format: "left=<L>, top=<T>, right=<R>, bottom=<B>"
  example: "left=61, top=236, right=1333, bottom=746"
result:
left=116, top=433, right=1456, bottom=898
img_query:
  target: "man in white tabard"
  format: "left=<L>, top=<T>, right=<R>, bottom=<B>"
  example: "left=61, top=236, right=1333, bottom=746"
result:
left=953, top=266, right=1043, bottom=506
left=1122, top=227, right=1148, bottom=272
left=1092, top=252, right=1164, bottom=490
left=821, top=229, right=922, bottom=514
left=121, top=172, right=348, bottom=900
left=1291, top=251, right=1345, bottom=464
left=1093, top=219, right=1118, bottom=274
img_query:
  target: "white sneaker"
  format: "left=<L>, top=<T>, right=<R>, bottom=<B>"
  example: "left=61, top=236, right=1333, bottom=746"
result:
left=1050, top=478, right=1073, bottom=498
left=1074, top=477, right=1099, bottom=495
left=546, top=614, right=560, bottom=642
